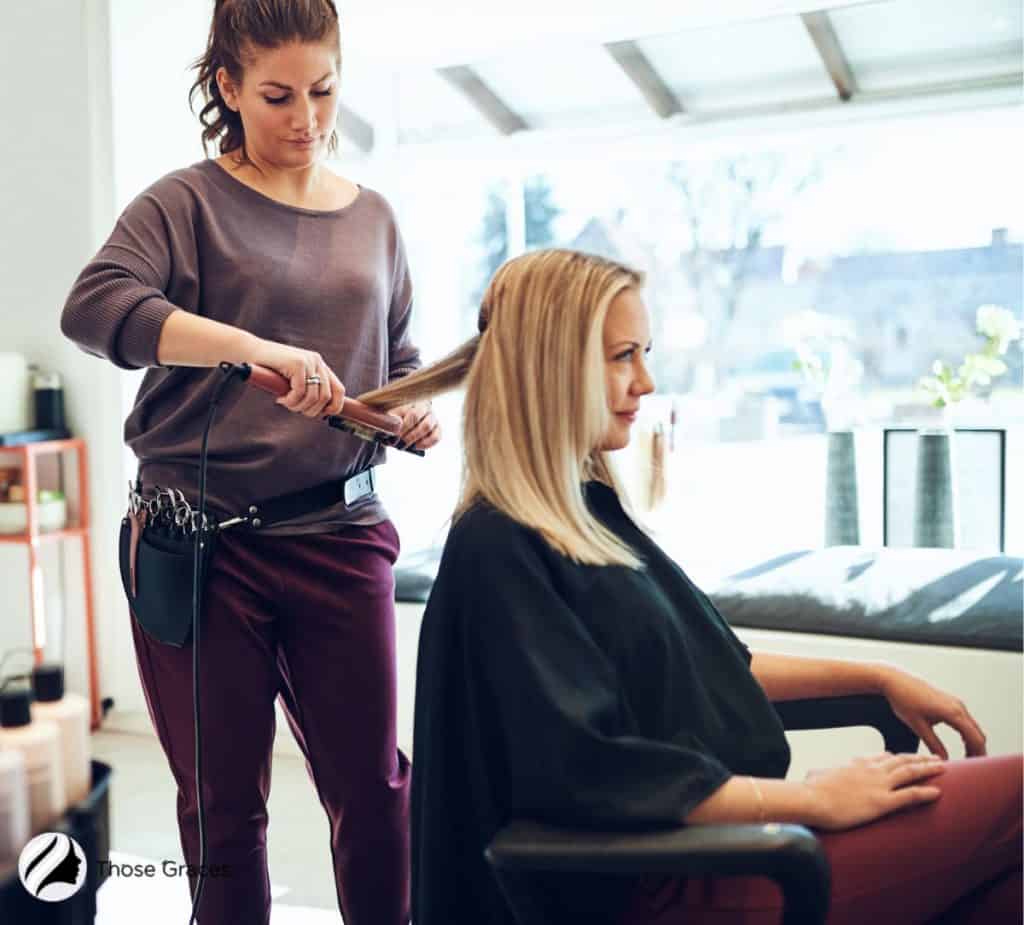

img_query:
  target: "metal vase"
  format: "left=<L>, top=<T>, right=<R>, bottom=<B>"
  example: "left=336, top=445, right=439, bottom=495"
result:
left=825, top=430, right=860, bottom=546
left=913, top=428, right=958, bottom=548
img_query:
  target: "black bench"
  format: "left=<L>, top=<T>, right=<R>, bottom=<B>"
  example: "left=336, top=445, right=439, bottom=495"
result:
left=396, top=545, right=1023, bottom=653
left=707, top=547, right=1022, bottom=653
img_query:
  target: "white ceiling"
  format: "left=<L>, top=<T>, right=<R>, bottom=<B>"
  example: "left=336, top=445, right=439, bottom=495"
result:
left=641, top=15, right=837, bottom=111
left=337, top=0, right=1021, bottom=147
left=828, top=0, right=1022, bottom=91
left=338, top=0, right=878, bottom=67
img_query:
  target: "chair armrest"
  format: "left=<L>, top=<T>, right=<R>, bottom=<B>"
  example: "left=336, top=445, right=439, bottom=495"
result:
left=486, top=820, right=829, bottom=925
left=484, top=695, right=912, bottom=924
left=772, top=693, right=919, bottom=753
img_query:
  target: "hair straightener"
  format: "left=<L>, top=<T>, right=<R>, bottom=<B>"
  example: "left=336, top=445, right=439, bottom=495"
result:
left=241, top=362, right=425, bottom=456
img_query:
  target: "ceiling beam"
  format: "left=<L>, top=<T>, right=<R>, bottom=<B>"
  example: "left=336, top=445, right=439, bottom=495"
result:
left=802, top=10, right=858, bottom=101
left=436, top=65, right=529, bottom=134
left=338, top=103, right=375, bottom=153
left=604, top=40, right=685, bottom=118
left=396, top=72, right=1021, bottom=152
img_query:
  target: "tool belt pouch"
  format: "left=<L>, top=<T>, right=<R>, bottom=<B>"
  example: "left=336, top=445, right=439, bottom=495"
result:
left=118, top=509, right=218, bottom=648
left=115, top=466, right=378, bottom=648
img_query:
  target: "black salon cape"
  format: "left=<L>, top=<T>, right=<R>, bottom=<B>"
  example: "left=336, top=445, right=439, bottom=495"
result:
left=411, top=482, right=791, bottom=925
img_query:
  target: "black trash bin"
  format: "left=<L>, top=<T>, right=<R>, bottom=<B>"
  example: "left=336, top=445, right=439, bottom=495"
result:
left=0, top=760, right=112, bottom=924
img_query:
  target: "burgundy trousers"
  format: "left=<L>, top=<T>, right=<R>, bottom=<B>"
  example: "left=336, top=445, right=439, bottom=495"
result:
left=622, top=754, right=1022, bottom=925
left=129, top=519, right=410, bottom=925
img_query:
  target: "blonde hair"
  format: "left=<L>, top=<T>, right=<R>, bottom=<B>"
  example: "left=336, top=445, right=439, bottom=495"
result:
left=359, top=248, right=647, bottom=568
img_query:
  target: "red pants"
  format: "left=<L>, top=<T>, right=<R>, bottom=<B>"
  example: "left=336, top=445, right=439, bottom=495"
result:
left=129, top=520, right=409, bottom=925
left=622, top=754, right=1022, bottom=925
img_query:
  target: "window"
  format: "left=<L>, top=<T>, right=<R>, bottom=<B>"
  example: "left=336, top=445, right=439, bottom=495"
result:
left=388, top=108, right=1022, bottom=572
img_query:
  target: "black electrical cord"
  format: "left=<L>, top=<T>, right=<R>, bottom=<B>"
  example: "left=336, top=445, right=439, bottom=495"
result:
left=188, top=362, right=251, bottom=925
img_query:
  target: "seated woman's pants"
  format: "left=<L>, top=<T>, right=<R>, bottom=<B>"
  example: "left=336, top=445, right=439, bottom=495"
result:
left=622, top=754, right=1022, bottom=925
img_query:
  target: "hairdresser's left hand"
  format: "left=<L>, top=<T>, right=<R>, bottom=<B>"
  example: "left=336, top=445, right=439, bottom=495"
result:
left=879, top=666, right=987, bottom=759
left=391, top=401, right=442, bottom=451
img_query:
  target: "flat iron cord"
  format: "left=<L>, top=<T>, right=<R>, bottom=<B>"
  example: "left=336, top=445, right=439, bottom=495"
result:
left=188, top=362, right=251, bottom=924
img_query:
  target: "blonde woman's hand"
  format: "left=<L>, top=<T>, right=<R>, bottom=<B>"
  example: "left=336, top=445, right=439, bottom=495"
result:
left=879, top=667, right=987, bottom=759
left=804, top=752, right=945, bottom=832
left=390, top=401, right=441, bottom=451
left=249, top=339, right=345, bottom=418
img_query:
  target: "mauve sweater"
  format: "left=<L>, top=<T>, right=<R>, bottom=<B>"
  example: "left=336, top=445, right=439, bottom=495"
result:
left=61, top=159, right=421, bottom=533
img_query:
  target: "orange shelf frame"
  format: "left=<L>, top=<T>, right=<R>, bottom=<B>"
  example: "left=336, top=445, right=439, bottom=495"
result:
left=0, top=438, right=101, bottom=729
left=0, top=526, right=90, bottom=545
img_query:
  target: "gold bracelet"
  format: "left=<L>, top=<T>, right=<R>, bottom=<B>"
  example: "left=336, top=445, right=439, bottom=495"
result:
left=748, top=776, right=766, bottom=824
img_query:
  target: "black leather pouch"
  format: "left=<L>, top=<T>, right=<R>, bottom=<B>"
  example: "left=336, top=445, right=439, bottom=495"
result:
left=118, top=510, right=218, bottom=648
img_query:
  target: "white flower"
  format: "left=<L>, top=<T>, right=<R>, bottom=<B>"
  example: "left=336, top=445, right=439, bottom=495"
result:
left=976, top=304, right=1022, bottom=353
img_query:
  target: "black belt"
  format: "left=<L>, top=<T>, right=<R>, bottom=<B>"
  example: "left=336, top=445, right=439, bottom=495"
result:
left=219, top=467, right=378, bottom=531
left=131, top=467, right=379, bottom=536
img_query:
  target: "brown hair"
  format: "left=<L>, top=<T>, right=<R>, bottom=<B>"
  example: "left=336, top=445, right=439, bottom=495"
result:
left=189, top=0, right=342, bottom=160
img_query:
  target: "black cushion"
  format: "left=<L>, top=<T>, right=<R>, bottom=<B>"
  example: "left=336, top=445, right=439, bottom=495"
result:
left=395, top=543, right=1023, bottom=652
left=394, top=547, right=444, bottom=603
left=708, top=547, right=1023, bottom=653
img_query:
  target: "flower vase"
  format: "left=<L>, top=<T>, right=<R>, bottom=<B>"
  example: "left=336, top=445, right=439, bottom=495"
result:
left=913, top=422, right=958, bottom=548
left=824, top=430, right=860, bottom=546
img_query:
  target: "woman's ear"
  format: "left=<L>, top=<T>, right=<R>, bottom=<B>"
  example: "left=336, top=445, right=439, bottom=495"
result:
left=215, top=67, right=239, bottom=112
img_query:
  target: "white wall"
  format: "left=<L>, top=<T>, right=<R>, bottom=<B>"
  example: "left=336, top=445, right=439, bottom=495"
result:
left=0, top=0, right=122, bottom=712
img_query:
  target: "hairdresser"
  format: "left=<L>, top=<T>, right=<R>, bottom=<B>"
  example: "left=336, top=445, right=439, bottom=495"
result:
left=60, top=2, right=437, bottom=922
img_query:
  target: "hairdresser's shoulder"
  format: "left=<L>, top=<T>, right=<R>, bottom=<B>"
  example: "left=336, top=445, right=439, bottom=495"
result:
left=352, top=185, right=407, bottom=229
left=118, top=161, right=216, bottom=219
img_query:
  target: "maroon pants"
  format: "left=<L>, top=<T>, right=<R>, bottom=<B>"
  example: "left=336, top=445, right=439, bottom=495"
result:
left=129, top=520, right=409, bottom=925
left=622, top=754, right=1022, bottom=925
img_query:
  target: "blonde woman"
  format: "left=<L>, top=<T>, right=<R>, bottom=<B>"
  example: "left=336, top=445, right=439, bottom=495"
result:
left=360, top=249, right=1020, bottom=925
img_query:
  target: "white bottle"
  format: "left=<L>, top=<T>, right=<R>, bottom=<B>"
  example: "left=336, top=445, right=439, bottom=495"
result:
left=31, top=664, right=90, bottom=807
left=0, top=353, right=31, bottom=433
left=0, top=747, right=30, bottom=862
left=0, top=686, right=64, bottom=834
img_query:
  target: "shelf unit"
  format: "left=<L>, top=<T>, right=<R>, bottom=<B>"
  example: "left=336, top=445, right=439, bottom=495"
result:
left=0, top=438, right=101, bottom=729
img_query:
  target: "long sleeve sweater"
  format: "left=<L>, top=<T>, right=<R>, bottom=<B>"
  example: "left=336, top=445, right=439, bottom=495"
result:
left=61, top=159, right=421, bottom=532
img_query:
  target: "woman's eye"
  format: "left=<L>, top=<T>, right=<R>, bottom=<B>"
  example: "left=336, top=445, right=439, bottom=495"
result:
left=264, top=90, right=333, bottom=105
left=615, top=350, right=634, bottom=362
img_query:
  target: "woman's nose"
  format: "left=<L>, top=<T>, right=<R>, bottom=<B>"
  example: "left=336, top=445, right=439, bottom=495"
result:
left=293, top=98, right=317, bottom=131
left=633, top=360, right=656, bottom=395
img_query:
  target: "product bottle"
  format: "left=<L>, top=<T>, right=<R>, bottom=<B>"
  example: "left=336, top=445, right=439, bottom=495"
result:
left=0, top=353, right=31, bottom=434
left=31, top=664, right=90, bottom=807
left=0, top=747, right=30, bottom=862
left=0, top=686, right=64, bottom=834
left=32, top=368, right=66, bottom=432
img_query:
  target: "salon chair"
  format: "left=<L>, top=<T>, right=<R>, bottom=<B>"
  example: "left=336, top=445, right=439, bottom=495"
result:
left=486, top=693, right=919, bottom=925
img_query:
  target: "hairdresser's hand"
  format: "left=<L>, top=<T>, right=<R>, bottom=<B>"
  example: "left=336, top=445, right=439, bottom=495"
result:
left=390, top=401, right=441, bottom=451
left=249, top=339, right=345, bottom=419
left=878, top=666, right=987, bottom=759
left=804, top=752, right=945, bottom=831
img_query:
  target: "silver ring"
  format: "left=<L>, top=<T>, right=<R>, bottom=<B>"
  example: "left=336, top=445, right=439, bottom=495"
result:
left=306, top=375, right=321, bottom=386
